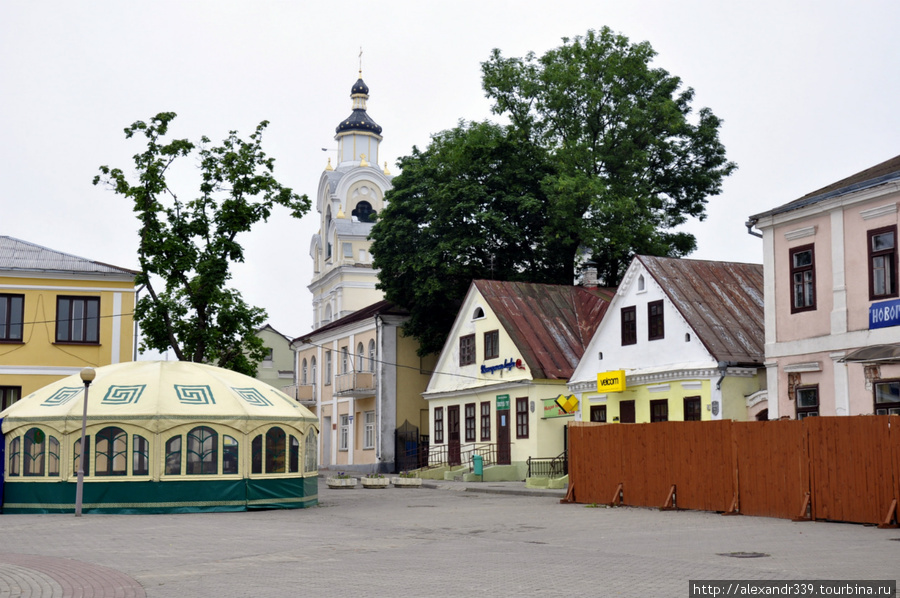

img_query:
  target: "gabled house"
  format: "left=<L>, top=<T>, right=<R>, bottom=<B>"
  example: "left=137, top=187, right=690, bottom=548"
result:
left=747, top=154, right=900, bottom=418
left=0, top=236, right=137, bottom=409
left=291, top=300, right=436, bottom=473
left=254, top=324, right=296, bottom=392
left=569, top=256, right=766, bottom=423
left=423, top=280, right=613, bottom=477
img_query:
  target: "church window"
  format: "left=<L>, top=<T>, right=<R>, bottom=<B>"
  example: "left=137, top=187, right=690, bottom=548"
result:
left=352, top=201, right=376, bottom=223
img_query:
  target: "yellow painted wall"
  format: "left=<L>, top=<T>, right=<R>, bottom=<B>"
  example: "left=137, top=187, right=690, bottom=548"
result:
left=396, top=334, right=435, bottom=433
left=580, top=374, right=761, bottom=423
left=0, top=274, right=135, bottom=399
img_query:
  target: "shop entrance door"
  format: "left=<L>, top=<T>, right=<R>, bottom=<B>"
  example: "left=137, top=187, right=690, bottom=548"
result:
left=448, top=405, right=461, bottom=465
left=497, top=409, right=511, bottom=465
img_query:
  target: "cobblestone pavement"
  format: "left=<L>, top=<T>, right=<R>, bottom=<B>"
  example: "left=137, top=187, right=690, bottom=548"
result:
left=0, top=479, right=898, bottom=597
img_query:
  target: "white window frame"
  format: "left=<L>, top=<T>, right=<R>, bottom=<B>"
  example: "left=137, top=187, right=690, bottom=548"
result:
left=325, top=351, right=332, bottom=386
left=364, top=411, right=376, bottom=450
left=339, top=415, right=349, bottom=451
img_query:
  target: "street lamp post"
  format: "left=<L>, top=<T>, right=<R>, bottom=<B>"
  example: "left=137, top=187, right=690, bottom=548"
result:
left=75, top=367, right=95, bottom=517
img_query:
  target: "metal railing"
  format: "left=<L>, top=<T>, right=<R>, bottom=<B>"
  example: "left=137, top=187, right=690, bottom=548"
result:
left=282, top=384, right=316, bottom=406
left=334, top=371, right=375, bottom=396
left=426, top=443, right=498, bottom=469
left=527, top=450, right=568, bottom=478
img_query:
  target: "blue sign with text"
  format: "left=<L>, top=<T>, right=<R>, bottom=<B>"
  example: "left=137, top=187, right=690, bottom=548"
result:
left=869, top=298, right=900, bottom=329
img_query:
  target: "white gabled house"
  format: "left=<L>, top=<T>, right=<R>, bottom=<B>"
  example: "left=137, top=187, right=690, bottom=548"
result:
left=569, top=256, right=767, bottom=424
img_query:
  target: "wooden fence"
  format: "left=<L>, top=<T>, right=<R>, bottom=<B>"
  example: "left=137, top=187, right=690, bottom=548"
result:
left=567, top=416, right=900, bottom=527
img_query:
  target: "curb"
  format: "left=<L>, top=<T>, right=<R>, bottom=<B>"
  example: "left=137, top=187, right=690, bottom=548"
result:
left=420, top=480, right=567, bottom=498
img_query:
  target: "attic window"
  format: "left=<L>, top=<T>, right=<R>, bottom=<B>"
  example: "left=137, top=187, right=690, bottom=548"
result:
left=685, top=333, right=691, bottom=343
left=473, top=307, right=485, bottom=320
left=637, top=275, right=646, bottom=292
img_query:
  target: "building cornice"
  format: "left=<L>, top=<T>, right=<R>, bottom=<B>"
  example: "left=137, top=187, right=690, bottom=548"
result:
left=568, top=366, right=758, bottom=393
left=0, top=282, right=135, bottom=293
left=423, top=380, right=541, bottom=402
left=765, top=326, right=900, bottom=358
left=754, top=182, right=900, bottom=230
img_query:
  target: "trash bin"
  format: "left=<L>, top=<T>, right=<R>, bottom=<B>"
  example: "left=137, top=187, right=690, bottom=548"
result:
left=472, top=454, right=483, bottom=476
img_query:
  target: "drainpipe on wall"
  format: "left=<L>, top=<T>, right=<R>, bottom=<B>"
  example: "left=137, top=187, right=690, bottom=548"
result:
left=374, top=314, right=383, bottom=468
left=745, top=219, right=763, bottom=239
left=714, top=361, right=739, bottom=420
left=133, top=285, right=144, bottom=361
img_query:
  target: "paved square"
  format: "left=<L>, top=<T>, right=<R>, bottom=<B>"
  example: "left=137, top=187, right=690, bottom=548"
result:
left=1, top=480, right=898, bottom=597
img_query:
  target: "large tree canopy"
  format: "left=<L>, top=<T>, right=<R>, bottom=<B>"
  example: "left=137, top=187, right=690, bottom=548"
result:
left=370, top=120, right=564, bottom=355
left=374, top=27, right=736, bottom=356
left=482, top=27, right=737, bottom=284
left=94, top=112, right=310, bottom=375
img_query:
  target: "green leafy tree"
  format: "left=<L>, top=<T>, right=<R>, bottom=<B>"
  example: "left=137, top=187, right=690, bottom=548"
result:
left=371, top=28, right=735, bottom=355
left=482, top=27, right=737, bottom=285
left=94, top=112, right=310, bottom=375
left=370, top=120, right=563, bottom=355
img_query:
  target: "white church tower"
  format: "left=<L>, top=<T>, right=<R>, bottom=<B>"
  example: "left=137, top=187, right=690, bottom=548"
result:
left=308, top=72, right=393, bottom=328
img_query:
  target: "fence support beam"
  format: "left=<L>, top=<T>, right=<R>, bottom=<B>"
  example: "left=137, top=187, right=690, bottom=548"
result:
left=723, top=493, right=741, bottom=516
left=793, top=492, right=812, bottom=522
left=560, top=482, right=576, bottom=504
left=609, top=483, right=623, bottom=507
left=661, top=485, right=677, bottom=511
left=878, top=498, right=898, bottom=529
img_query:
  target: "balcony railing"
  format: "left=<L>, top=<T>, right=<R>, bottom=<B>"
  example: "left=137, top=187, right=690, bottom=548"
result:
left=334, top=371, right=375, bottom=396
left=282, top=384, right=317, bottom=407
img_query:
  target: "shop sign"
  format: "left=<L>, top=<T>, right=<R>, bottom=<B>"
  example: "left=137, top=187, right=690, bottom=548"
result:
left=496, top=394, right=510, bottom=410
left=481, top=357, right=526, bottom=375
left=555, top=394, right=579, bottom=414
left=870, top=298, right=900, bottom=329
left=543, top=398, right=570, bottom=419
left=597, top=370, right=626, bottom=392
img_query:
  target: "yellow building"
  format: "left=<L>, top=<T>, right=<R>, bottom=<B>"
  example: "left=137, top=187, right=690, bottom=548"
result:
left=0, top=236, right=136, bottom=409
left=423, top=280, right=613, bottom=480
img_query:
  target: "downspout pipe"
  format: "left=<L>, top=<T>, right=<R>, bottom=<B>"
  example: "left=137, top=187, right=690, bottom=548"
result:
left=745, top=219, right=763, bottom=239
left=133, top=285, right=144, bottom=361
left=374, top=313, right=383, bottom=469
left=716, top=361, right=739, bottom=390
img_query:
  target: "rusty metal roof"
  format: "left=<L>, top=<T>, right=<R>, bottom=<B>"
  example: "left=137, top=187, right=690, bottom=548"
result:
left=475, top=280, right=614, bottom=380
left=0, top=236, right=137, bottom=277
left=637, top=256, right=764, bottom=366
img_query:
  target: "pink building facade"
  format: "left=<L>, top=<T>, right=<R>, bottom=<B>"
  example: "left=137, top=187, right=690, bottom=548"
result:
left=748, top=155, right=900, bottom=419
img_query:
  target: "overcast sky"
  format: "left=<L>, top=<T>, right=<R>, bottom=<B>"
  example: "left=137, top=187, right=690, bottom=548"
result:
left=2, top=1, right=899, bottom=351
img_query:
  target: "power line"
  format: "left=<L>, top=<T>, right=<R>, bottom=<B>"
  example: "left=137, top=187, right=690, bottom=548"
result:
left=294, top=338, right=569, bottom=389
